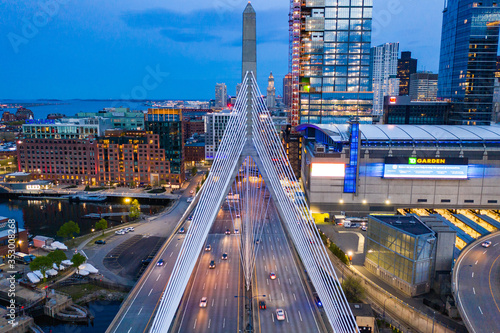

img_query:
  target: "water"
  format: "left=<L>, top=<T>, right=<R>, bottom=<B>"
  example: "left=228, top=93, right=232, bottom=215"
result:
left=36, top=300, right=122, bottom=333
left=0, top=99, right=149, bottom=119
left=0, top=198, right=164, bottom=239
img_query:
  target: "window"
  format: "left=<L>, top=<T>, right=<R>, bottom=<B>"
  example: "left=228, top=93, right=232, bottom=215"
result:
left=488, top=200, right=498, bottom=204
left=417, top=199, right=427, bottom=203
left=464, top=200, right=474, bottom=203
left=441, top=199, right=451, bottom=203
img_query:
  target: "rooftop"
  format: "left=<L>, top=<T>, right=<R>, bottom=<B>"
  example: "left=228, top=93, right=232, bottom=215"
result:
left=369, top=215, right=434, bottom=236
left=349, top=303, right=375, bottom=318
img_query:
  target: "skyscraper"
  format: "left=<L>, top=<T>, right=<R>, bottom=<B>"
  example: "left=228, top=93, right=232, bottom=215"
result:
left=215, top=83, right=227, bottom=108
left=283, top=73, right=293, bottom=107
left=410, top=72, right=438, bottom=101
left=397, top=51, right=418, bottom=96
left=290, top=0, right=374, bottom=125
left=266, top=72, right=276, bottom=108
left=242, top=2, right=257, bottom=82
left=371, top=43, right=400, bottom=115
left=438, top=0, right=500, bottom=125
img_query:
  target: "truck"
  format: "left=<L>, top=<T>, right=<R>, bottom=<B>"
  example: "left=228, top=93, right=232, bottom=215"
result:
left=13, top=252, right=35, bottom=265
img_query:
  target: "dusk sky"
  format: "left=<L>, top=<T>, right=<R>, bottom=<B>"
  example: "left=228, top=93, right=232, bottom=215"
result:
left=1, top=0, right=444, bottom=100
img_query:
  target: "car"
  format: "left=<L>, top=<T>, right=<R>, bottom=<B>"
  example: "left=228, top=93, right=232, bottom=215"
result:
left=361, top=226, right=367, bottom=231
left=314, top=295, right=322, bottom=308
left=179, top=227, right=185, bottom=234
left=187, top=197, right=194, bottom=203
left=189, top=190, right=194, bottom=194
left=209, top=260, right=216, bottom=269
left=255, top=239, right=260, bottom=244
left=187, top=215, right=193, bottom=221
left=259, top=301, right=266, bottom=309
left=222, top=253, right=228, bottom=260
left=225, top=229, right=231, bottom=235
left=157, top=259, right=165, bottom=266
left=94, top=240, right=106, bottom=245
left=122, top=228, right=129, bottom=233
left=234, top=229, right=239, bottom=234
left=141, top=258, right=153, bottom=265
left=115, top=230, right=125, bottom=235
left=205, top=244, right=212, bottom=252
left=270, top=272, right=276, bottom=280
left=236, top=213, right=241, bottom=218
left=199, top=297, right=207, bottom=308
left=127, top=227, right=134, bottom=232
left=276, top=309, right=285, bottom=321
left=482, top=240, right=492, bottom=248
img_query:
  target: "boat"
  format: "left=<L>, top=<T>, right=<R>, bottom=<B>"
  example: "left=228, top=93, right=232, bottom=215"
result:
left=68, top=194, right=107, bottom=202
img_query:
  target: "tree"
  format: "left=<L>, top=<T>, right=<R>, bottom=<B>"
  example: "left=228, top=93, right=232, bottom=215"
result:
left=129, top=199, right=140, bottom=220
left=341, top=276, right=365, bottom=303
left=57, top=221, right=80, bottom=240
left=71, top=253, right=86, bottom=274
left=191, top=166, right=198, bottom=177
left=95, top=218, right=108, bottom=235
left=47, top=249, right=67, bottom=268
left=29, top=256, right=54, bottom=283
left=196, top=184, right=201, bottom=193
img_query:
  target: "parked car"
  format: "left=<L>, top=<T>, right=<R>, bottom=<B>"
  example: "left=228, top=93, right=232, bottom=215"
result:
left=94, top=240, right=106, bottom=245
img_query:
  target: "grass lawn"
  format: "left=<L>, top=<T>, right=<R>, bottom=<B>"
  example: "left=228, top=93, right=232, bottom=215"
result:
left=57, top=283, right=103, bottom=301
left=148, top=188, right=166, bottom=194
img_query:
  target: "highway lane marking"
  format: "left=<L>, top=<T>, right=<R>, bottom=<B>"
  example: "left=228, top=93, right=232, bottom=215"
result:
left=138, top=307, right=143, bottom=315
left=175, top=243, right=178, bottom=247
left=215, top=283, right=217, bottom=290
left=217, top=270, right=219, bottom=276
left=494, top=243, right=499, bottom=247
left=225, top=298, right=227, bottom=306
left=478, top=306, right=483, bottom=315
left=298, top=310, right=303, bottom=322
left=203, top=283, right=205, bottom=290
left=286, top=311, right=289, bottom=323
left=212, top=299, right=215, bottom=307
left=267, top=279, right=269, bottom=285
left=272, top=313, right=275, bottom=322
left=127, top=328, right=132, bottom=333
left=273, top=255, right=275, bottom=260
left=278, top=278, right=281, bottom=285
left=289, top=278, right=292, bottom=285
left=271, top=245, right=273, bottom=250
left=285, top=265, right=288, bottom=272
left=473, top=287, right=476, bottom=295
left=223, top=318, right=225, bottom=328
left=472, top=272, right=474, bottom=278
left=193, top=319, right=197, bottom=329
left=483, top=250, right=488, bottom=254
left=475, top=260, right=478, bottom=265
left=208, top=319, right=212, bottom=328
left=281, top=293, right=284, bottom=301
left=226, top=283, right=229, bottom=289
left=156, top=274, right=161, bottom=281
left=148, top=288, right=153, bottom=296
left=170, top=251, right=174, bottom=257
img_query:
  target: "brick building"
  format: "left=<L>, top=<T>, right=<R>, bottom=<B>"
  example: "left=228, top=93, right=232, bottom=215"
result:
left=185, top=142, right=205, bottom=164
left=96, top=131, right=170, bottom=186
left=17, top=138, right=98, bottom=185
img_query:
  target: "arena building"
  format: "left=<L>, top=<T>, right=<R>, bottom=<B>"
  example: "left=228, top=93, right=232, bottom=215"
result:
left=297, top=123, right=500, bottom=214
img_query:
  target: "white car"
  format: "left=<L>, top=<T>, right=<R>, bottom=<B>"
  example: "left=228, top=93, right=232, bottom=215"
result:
left=276, top=309, right=285, bottom=321
left=187, top=197, right=194, bottom=203
left=115, top=230, right=125, bottom=235
left=482, top=241, right=492, bottom=248
left=199, top=297, right=207, bottom=308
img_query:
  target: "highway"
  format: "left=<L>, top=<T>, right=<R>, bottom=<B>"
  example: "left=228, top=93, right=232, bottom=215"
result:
left=252, top=205, right=322, bottom=333
left=454, top=232, right=500, bottom=333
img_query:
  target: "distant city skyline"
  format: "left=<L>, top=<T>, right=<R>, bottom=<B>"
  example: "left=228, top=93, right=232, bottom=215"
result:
left=2, top=0, right=444, bottom=100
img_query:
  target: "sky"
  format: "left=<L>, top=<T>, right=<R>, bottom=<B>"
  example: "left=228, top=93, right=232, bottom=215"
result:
left=0, top=0, right=444, bottom=100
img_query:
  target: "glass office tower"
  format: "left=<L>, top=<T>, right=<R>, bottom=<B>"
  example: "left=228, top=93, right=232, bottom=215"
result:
left=298, top=0, right=373, bottom=124
left=438, top=0, right=500, bottom=125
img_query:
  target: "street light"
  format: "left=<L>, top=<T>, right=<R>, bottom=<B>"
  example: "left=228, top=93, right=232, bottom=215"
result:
left=383, top=296, right=393, bottom=321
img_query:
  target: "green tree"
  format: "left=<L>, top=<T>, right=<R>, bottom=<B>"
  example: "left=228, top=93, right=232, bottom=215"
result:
left=196, top=184, right=201, bottom=193
left=71, top=253, right=86, bottom=274
left=95, top=218, right=108, bottom=235
left=47, top=249, right=67, bottom=268
left=341, top=276, right=365, bottom=303
left=29, top=256, right=54, bottom=283
left=191, top=166, right=198, bottom=177
left=57, top=221, right=80, bottom=240
left=129, top=199, right=141, bottom=220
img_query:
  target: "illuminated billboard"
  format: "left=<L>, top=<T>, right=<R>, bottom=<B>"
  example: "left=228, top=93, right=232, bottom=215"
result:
left=311, top=163, right=345, bottom=178
left=383, top=157, right=468, bottom=179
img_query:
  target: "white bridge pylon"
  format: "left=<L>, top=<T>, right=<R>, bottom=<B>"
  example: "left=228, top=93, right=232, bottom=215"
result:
left=150, top=73, right=359, bottom=333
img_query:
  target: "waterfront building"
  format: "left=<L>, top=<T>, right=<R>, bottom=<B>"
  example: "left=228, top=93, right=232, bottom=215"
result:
left=266, top=72, right=276, bottom=109
left=96, top=130, right=170, bottom=186
left=0, top=217, right=28, bottom=257
left=15, top=108, right=34, bottom=121
left=383, top=96, right=450, bottom=125
left=397, top=51, right=418, bottom=96
left=22, top=117, right=112, bottom=140
left=145, top=108, right=185, bottom=185
left=290, top=0, right=374, bottom=125
left=409, top=73, right=438, bottom=101
left=17, top=138, right=98, bottom=185
left=371, top=43, right=400, bottom=115
left=365, top=215, right=436, bottom=297
left=215, top=83, right=228, bottom=108
left=75, top=108, right=145, bottom=131
left=438, top=0, right=500, bottom=125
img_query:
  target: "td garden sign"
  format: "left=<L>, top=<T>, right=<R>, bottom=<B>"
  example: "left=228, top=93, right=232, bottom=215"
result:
left=383, top=157, right=469, bottom=179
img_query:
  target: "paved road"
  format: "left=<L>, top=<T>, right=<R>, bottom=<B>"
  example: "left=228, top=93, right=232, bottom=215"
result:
left=455, top=232, right=500, bottom=333
left=174, top=210, right=242, bottom=333
left=253, top=206, right=322, bottom=333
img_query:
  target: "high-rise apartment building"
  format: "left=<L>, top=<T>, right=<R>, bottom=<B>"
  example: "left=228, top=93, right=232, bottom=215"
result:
left=215, top=83, right=227, bottom=108
left=410, top=73, right=438, bottom=101
left=397, top=51, right=418, bottom=96
left=204, top=111, right=232, bottom=161
left=371, top=43, right=400, bottom=115
left=291, top=0, right=374, bottom=125
left=267, top=72, right=276, bottom=108
left=145, top=108, right=184, bottom=185
left=283, top=73, right=293, bottom=107
left=438, top=0, right=500, bottom=125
